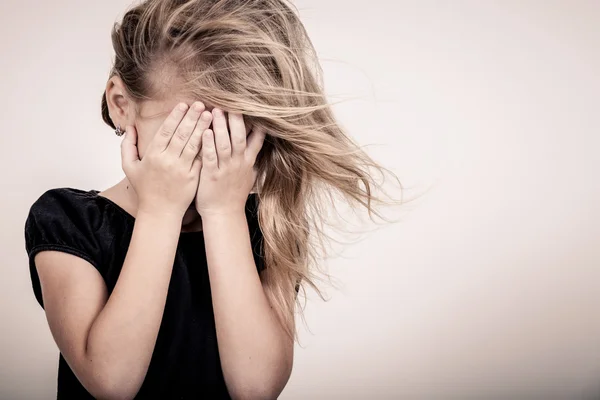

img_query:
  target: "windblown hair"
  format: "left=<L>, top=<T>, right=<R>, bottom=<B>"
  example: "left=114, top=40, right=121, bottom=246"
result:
left=101, top=0, right=412, bottom=342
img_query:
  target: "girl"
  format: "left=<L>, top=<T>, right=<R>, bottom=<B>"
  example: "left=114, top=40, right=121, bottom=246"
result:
left=24, top=0, right=404, bottom=398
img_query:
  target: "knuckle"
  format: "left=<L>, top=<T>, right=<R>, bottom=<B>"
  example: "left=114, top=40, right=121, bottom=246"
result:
left=174, top=131, right=188, bottom=141
left=218, top=143, right=230, bottom=152
left=159, top=128, right=172, bottom=138
left=186, top=141, right=198, bottom=152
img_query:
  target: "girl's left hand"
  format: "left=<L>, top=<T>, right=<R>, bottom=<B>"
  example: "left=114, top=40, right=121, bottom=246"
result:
left=194, top=108, right=266, bottom=217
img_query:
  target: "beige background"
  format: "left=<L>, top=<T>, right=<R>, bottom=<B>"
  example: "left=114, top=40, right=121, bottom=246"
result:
left=2, top=0, right=600, bottom=399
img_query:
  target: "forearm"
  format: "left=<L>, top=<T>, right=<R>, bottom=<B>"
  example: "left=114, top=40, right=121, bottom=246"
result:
left=86, top=210, right=182, bottom=395
left=202, top=212, right=292, bottom=400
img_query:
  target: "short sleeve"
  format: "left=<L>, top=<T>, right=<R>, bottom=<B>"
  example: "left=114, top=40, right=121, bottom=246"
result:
left=24, top=189, right=103, bottom=309
left=245, top=193, right=266, bottom=274
left=245, top=193, right=301, bottom=296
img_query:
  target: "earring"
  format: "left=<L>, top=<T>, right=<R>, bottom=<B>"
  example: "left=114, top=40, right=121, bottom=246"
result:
left=115, top=124, right=124, bottom=137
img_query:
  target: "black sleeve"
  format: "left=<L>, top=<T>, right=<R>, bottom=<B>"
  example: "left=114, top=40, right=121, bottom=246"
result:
left=246, top=193, right=266, bottom=274
left=245, top=193, right=301, bottom=295
left=24, top=189, right=103, bottom=309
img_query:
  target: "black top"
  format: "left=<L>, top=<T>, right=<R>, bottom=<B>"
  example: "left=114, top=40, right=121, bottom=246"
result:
left=24, top=187, right=266, bottom=399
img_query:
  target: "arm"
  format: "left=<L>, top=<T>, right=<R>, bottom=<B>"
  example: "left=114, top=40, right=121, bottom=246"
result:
left=35, top=100, right=213, bottom=399
left=202, top=212, right=294, bottom=400
left=194, top=107, right=292, bottom=400
left=36, top=211, right=182, bottom=399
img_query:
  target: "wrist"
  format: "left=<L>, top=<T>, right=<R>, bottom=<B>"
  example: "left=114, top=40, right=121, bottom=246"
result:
left=136, top=208, right=184, bottom=225
left=197, top=204, right=246, bottom=219
left=199, top=208, right=246, bottom=222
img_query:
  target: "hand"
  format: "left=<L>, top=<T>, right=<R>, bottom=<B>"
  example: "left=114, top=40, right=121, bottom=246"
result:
left=194, top=108, right=266, bottom=217
left=121, top=101, right=214, bottom=217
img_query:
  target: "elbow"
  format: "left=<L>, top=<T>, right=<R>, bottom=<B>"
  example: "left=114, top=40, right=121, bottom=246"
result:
left=87, top=380, right=140, bottom=400
left=83, top=367, right=144, bottom=400
left=229, top=386, right=278, bottom=400
left=73, top=336, right=146, bottom=399
left=229, top=361, right=293, bottom=400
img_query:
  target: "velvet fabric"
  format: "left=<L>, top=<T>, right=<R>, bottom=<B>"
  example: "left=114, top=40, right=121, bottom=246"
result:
left=24, top=187, right=265, bottom=399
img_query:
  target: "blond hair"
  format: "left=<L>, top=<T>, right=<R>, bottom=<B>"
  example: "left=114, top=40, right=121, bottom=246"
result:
left=101, top=0, right=413, bottom=343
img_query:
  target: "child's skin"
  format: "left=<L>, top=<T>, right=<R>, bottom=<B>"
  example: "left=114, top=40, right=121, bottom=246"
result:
left=35, top=87, right=293, bottom=399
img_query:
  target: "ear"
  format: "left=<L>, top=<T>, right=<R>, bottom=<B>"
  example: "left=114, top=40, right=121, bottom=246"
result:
left=105, top=76, right=135, bottom=129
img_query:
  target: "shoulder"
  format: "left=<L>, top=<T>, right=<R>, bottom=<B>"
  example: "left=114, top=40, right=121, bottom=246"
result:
left=25, top=188, right=109, bottom=308
left=26, top=187, right=106, bottom=228
left=28, top=187, right=99, bottom=216
left=24, top=187, right=106, bottom=264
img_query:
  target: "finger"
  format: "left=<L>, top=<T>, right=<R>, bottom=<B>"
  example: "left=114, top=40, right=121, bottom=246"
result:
left=202, top=129, right=218, bottom=171
left=191, top=156, right=202, bottom=176
left=148, top=102, right=189, bottom=153
left=228, top=112, right=247, bottom=158
left=195, top=149, right=203, bottom=170
left=168, top=101, right=204, bottom=157
left=212, top=108, right=231, bottom=164
left=183, top=109, right=212, bottom=159
left=181, top=112, right=210, bottom=168
left=245, top=125, right=267, bottom=163
left=120, top=125, right=139, bottom=174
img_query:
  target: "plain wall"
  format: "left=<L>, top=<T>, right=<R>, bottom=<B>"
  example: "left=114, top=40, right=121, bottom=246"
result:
left=1, top=1, right=599, bottom=399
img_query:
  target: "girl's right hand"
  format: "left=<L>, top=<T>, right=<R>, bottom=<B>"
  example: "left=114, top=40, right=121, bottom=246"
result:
left=120, top=101, right=214, bottom=218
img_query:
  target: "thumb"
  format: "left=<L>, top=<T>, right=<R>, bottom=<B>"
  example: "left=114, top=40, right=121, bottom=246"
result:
left=120, top=125, right=139, bottom=174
